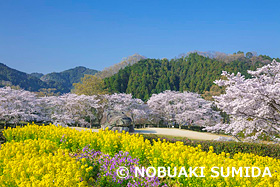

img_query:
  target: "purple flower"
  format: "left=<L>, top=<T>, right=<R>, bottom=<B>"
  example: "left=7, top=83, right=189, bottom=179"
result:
left=77, top=145, right=166, bottom=186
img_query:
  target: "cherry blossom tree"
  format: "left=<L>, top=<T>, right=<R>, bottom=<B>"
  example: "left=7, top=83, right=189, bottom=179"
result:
left=104, top=93, right=149, bottom=126
left=43, top=93, right=100, bottom=127
left=147, top=90, right=221, bottom=129
left=0, top=87, right=44, bottom=126
left=205, top=59, right=280, bottom=141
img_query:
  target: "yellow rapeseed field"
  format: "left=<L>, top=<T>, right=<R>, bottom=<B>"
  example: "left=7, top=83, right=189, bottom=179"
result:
left=1, top=124, right=280, bottom=186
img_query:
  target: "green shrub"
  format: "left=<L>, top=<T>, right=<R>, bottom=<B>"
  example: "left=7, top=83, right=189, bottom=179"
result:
left=142, top=134, right=280, bottom=159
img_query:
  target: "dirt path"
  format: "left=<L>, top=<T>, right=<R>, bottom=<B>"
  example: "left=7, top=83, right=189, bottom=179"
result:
left=71, top=127, right=231, bottom=141
left=133, top=128, right=228, bottom=140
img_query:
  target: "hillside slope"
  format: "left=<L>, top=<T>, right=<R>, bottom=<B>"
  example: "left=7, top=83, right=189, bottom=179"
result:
left=104, top=53, right=267, bottom=100
left=0, top=63, right=48, bottom=91
left=0, top=63, right=98, bottom=93
left=40, top=66, right=98, bottom=93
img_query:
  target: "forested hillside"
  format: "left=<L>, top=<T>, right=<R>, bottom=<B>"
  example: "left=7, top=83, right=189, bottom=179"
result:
left=0, top=63, right=49, bottom=91
left=0, top=63, right=98, bottom=93
left=104, top=53, right=268, bottom=101
left=40, top=66, right=98, bottom=93
left=30, top=72, right=44, bottom=79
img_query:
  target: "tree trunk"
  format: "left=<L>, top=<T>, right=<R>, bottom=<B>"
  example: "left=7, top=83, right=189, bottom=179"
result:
left=131, top=114, right=135, bottom=129
left=90, top=119, right=92, bottom=128
left=232, top=135, right=242, bottom=142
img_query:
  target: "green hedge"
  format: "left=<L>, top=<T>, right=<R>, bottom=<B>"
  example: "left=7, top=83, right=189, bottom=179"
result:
left=180, top=125, right=207, bottom=132
left=142, top=134, right=280, bottom=159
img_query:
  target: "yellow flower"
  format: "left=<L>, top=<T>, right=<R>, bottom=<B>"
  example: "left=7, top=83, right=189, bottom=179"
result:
left=2, top=123, right=280, bottom=186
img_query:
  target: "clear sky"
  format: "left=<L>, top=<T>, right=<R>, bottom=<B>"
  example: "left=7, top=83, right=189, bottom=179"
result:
left=0, top=0, right=279, bottom=74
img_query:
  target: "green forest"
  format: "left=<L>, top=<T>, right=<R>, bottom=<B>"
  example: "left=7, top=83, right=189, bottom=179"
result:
left=104, top=53, right=277, bottom=101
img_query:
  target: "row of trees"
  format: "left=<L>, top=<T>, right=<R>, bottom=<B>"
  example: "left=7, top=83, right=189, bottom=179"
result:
left=0, top=87, right=220, bottom=128
left=184, top=50, right=280, bottom=64
left=0, top=87, right=100, bottom=127
left=147, top=91, right=221, bottom=128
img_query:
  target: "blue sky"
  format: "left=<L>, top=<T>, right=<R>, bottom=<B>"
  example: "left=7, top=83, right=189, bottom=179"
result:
left=0, top=0, right=279, bottom=74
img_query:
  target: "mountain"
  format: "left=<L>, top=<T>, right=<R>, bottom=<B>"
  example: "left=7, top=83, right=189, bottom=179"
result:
left=95, top=53, right=146, bottom=79
left=104, top=53, right=270, bottom=101
left=30, top=72, right=44, bottom=79
left=0, top=63, right=48, bottom=91
left=1, top=52, right=278, bottom=98
left=0, top=63, right=98, bottom=93
left=40, top=66, right=98, bottom=93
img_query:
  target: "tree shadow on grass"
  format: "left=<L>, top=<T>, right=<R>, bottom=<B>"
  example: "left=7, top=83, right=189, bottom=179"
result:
left=133, top=129, right=157, bottom=134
